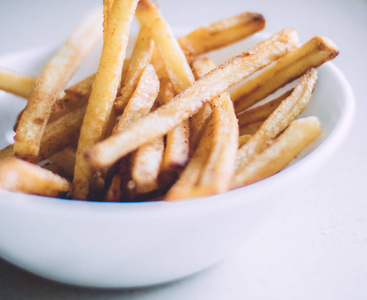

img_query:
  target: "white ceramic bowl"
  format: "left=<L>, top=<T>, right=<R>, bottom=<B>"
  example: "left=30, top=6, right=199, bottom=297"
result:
left=0, top=33, right=354, bottom=288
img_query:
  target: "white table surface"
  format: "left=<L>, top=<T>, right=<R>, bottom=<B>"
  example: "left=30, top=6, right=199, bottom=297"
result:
left=0, top=0, right=366, bottom=299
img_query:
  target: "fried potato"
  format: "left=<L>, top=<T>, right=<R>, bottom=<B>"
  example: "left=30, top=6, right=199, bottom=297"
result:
left=239, top=120, right=263, bottom=135
left=237, top=89, right=293, bottom=127
left=137, top=0, right=196, bottom=172
left=190, top=57, right=216, bottom=152
left=48, top=146, right=76, bottom=179
left=235, top=68, right=318, bottom=172
left=14, top=7, right=102, bottom=159
left=115, top=27, right=154, bottom=111
left=232, top=36, right=339, bottom=113
left=0, top=157, right=71, bottom=197
left=0, top=144, right=14, bottom=162
left=238, top=134, right=252, bottom=147
left=232, top=117, right=321, bottom=188
left=85, top=28, right=298, bottom=169
left=130, top=136, right=164, bottom=195
left=166, top=92, right=238, bottom=200
left=0, top=67, right=36, bottom=99
left=177, top=12, right=265, bottom=60
left=103, top=0, right=114, bottom=39
left=165, top=117, right=215, bottom=199
left=73, top=0, right=139, bottom=200
left=106, top=64, right=160, bottom=199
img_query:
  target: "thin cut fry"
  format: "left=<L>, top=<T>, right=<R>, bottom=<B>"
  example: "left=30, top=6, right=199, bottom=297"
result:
left=85, top=28, right=298, bottom=169
left=178, top=12, right=265, bottom=60
left=166, top=92, right=239, bottom=200
left=130, top=136, right=164, bottom=195
left=14, top=7, right=102, bottom=158
left=190, top=57, right=216, bottom=151
left=238, top=134, right=252, bottom=147
left=48, top=146, right=76, bottom=179
left=136, top=0, right=195, bottom=92
left=0, top=67, right=36, bottom=99
left=0, top=157, right=71, bottom=197
left=232, top=36, right=339, bottom=113
left=237, top=89, right=293, bottom=127
left=235, top=68, right=318, bottom=172
left=136, top=0, right=194, bottom=172
left=103, top=0, right=114, bottom=39
left=6, top=105, right=86, bottom=164
left=232, top=117, right=321, bottom=188
left=115, top=27, right=154, bottom=111
left=165, top=117, right=215, bottom=199
left=0, top=144, right=14, bottom=162
left=73, top=0, right=139, bottom=200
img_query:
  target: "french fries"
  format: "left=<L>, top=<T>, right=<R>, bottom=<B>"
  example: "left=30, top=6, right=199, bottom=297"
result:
left=86, top=28, right=298, bottom=169
left=190, top=57, right=216, bottom=152
left=232, top=117, right=321, bottom=188
left=235, top=68, right=318, bottom=172
left=0, top=2, right=340, bottom=203
left=14, top=7, right=102, bottom=159
left=178, top=12, right=265, bottom=60
left=232, top=36, right=339, bottom=113
left=0, top=67, right=36, bottom=99
left=0, top=157, right=71, bottom=197
left=73, top=0, right=139, bottom=199
left=114, top=26, right=154, bottom=111
left=166, top=92, right=238, bottom=200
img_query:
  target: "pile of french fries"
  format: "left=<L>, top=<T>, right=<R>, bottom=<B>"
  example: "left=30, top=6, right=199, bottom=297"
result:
left=0, top=0, right=339, bottom=201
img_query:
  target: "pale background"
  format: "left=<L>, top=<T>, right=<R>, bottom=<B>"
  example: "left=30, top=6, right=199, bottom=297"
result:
left=0, top=0, right=366, bottom=299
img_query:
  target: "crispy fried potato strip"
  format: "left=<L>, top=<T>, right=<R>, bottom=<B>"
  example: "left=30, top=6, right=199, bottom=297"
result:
left=237, top=89, right=293, bottom=127
left=178, top=12, right=265, bottom=60
left=14, top=8, right=102, bottom=159
left=136, top=0, right=194, bottom=173
left=73, top=0, right=138, bottom=199
left=190, top=57, right=216, bottom=152
left=232, top=117, right=321, bottom=188
left=0, top=157, right=71, bottom=197
left=85, top=28, right=298, bottom=169
left=0, top=67, right=36, bottom=99
left=232, top=36, right=339, bottom=113
left=48, top=146, right=76, bottom=179
left=166, top=92, right=239, bottom=200
left=115, top=26, right=154, bottom=111
left=235, top=68, right=318, bottom=172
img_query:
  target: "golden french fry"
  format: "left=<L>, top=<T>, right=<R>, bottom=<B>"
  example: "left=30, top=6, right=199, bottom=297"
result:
left=0, top=67, right=37, bottom=99
left=136, top=0, right=195, bottom=93
left=237, top=89, right=293, bottom=127
left=232, top=117, right=321, bottom=188
left=0, top=157, right=71, bottom=197
left=190, top=57, right=216, bottom=152
left=136, top=0, right=194, bottom=172
left=103, top=0, right=114, bottom=39
left=232, top=36, right=339, bottom=113
left=0, top=144, right=14, bottom=161
left=105, top=171, right=123, bottom=202
left=13, top=74, right=95, bottom=132
left=178, top=12, right=265, bottom=60
left=130, top=136, right=164, bottom=195
left=165, top=117, right=215, bottom=199
left=7, top=105, right=85, bottom=164
left=73, top=0, right=139, bottom=200
left=113, top=64, right=159, bottom=132
left=235, top=68, right=318, bottom=172
left=115, top=27, right=154, bottom=111
left=238, top=134, right=252, bottom=147
left=180, top=93, right=239, bottom=199
left=85, top=28, right=298, bottom=170
left=14, top=7, right=102, bottom=159
left=157, top=79, right=189, bottom=176
left=48, top=146, right=76, bottom=179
